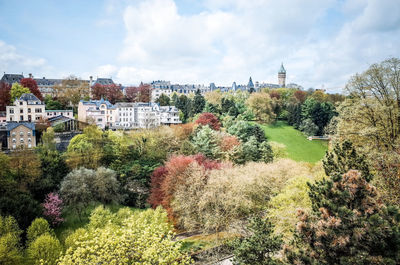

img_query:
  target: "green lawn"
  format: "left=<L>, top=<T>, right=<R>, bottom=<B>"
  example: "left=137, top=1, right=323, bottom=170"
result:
left=260, top=121, right=328, bottom=163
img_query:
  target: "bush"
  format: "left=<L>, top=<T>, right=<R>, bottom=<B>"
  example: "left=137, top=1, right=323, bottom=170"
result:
left=269, top=141, right=288, bottom=158
left=0, top=216, right=23, bottom=265
left=59, top=207, right=191, bottom=265
left=26, top=218, right=52, bottom=245
left=27, top=234, right=62, bottom=265
left=299, top=118, right=319, bottom=136
left=172, top=159, right=309, bottom=232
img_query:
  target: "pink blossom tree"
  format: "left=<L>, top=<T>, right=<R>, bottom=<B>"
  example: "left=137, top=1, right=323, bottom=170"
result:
left=42, top=192, right=64, bottom=226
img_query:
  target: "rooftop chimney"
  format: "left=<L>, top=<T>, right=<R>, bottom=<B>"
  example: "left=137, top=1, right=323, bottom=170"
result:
left=29, top=73, right=32, bottom=78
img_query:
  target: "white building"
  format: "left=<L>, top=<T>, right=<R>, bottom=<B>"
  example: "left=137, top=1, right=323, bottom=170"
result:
left=150, top=80, right=209, bottom=102
left=159, top=106, right=181, bottom=125
left=78, top=98, right=117, bottom=129
left=45, top=110, right=74, bottom=119
left=7, top=93, right=45, bottom=122
left=115, top=102, right=181, bottom=129
left=6, top=93, right=74, bottom=122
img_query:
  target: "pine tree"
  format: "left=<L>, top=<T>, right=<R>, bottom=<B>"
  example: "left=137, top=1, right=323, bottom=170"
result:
left=232, top=216, right=283, bottom=265
left=285, top=141, right=400, bottom=265
left=192, top=89, right=205, bottom=114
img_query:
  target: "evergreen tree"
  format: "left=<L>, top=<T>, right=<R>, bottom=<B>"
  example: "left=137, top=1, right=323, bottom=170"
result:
left=285, top=141, right=400, bottom=265
left=231, top=216, right=283, bottom=265
left=192, top=89, right=205, bottom=114
left=156, top=93, right=170, bottom=106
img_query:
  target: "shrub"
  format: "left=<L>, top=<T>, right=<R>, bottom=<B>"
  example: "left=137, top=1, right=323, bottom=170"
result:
left=26, top=218, right=52, bottom=245
left=269, top=141, right=288, bottom=158
left=191, top=125, right=222, bottom=159
left=27, top=234, right=62, bottom=265
left=0, top=216, right=22, bottom=265
left=59, top=207, right=191, bottom=265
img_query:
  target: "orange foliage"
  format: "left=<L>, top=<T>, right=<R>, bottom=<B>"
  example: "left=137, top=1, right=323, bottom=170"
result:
left=171, top=123, right=194, bottom=141
left=219, top=135, right=240, bottom=152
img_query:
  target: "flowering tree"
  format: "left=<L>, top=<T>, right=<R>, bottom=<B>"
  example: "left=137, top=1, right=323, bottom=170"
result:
left=42, top=192, right=64, bottom=226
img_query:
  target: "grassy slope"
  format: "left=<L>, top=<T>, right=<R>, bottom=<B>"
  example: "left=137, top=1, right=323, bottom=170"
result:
left=260, top=121, right=328, bottom=163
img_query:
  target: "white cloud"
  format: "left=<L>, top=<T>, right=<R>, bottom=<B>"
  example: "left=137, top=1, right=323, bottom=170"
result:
left=0, top=40, right=48, bottom=74
left=98, top=0, right=400, bottom=93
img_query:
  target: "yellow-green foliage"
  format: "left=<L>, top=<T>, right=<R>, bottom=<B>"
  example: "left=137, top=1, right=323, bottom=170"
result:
left=27, top=234, right=62, bottom=265
left=267, top=163, right=325, bottom=241
left=172, top=159, right=311, bottom=232
left=26, top=218, right=52, bottom=245
left=0, top=216, right=23, bottom=265
left=59, top=206, right=192, bottom=265
left=269, top=141, right=288, bottom=158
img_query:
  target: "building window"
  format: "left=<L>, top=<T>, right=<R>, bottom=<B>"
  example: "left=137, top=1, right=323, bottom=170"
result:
left=20, top=131, right=23, bottom=136
left=12, top=138, right=16, bottom=143
left=19, top=102, right=23, bottom=105
left=12, top=144, right=16, bottom=149
left=20, top=115, right=23, bottom=121
left=28, top=138, right=31, bottom=142
left=28, top=143, right=32, bottom=148
left=98, top=118, right=102, bottom=122
left=20, top=138, right=24, bottom=143
left=9, top=109, right=14, bottom=114
left=28, top=108, right=31, bottom=113
left=28, top=132, right=31, bottom=136
left=20, top=109, right=23, bottom=113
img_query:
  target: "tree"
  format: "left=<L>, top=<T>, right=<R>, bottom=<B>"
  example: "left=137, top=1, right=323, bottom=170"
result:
left=9, top=150, right=42, bottom=192
left=175, top=95, right=192, bottom=122
left=192, top=89, right=205, bottom=114
left=91, top=83, right=107, bottom=100
left=191, top=125, right=222, bottom=159
left=195, top=112, right=221, bottom=130
left=246, top=92, right=275, bottom=123
left=231, top=216, right=283, bottom=265
left=0, top=82, right=11, bottom=111
left=26, top=218, right=52, bottom=245
left=27, top=233, right=62, bottom=265
left=0, top=216, right=23, bottom=265
left=301, top=97, right=336, bottom=135
left=20, top=78, right=43, bottom=100
left=60, top=167, right=121, bottom=219
left=285, top=143, right=400, bottom=264
left=93, top=84, right=124, bottom=104
left=32, top=128, right=69, bottom=201
left=299, top=118, right=319, bottom=136
left=156, top=93, right=171, bottom=106
left=10, top=83, right=30, bottom=102
left=54, top=76, right=90, bottom=107
left=42, top=192, right=64, bottom=226
left=44, top=95, right=64, bottom=110
left=335, top=57, right=400, bottom=152
left=58, top=207, right=192, bottom=265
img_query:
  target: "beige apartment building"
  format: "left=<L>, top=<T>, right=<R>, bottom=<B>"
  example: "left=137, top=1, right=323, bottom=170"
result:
left=78, top=98, right=117, bottom=129
left=6, top=93, right=45, bottom=122
left=6, top=122, right=36, bottom=149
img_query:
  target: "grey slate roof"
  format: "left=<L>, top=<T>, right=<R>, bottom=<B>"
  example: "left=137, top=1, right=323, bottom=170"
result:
left=6, top=122, right=35, bottom=131
left=93, top=78, right=114, bottom=86
left=1, top=73, right=24, bottom=84
left=35, top=78, right=62, bottom=86
left=80, top=98, right=116, bottom=109
left=19, top=93, right=41, bottom=102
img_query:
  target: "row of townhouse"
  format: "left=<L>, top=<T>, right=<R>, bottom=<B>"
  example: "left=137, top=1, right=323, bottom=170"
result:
left=150, top=80, right=210, bottom=102
left=78, top=99, right=181, bottom=129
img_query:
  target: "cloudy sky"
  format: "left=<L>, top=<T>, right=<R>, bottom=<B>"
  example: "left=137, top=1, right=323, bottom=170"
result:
left=0, top=0, right=399, bottom=92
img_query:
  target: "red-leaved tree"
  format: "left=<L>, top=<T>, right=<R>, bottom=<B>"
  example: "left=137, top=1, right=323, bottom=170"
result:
left=0, top=82, right=11, bottom=111
left=20, top=78, right=43, bottom=100
left=92, top=83, right=123, bottom=104
left=92, top=83, right=107, bottom=100
left=125, top=83, right=151, bottom=102
left=195, top=112, right=221, bottom=130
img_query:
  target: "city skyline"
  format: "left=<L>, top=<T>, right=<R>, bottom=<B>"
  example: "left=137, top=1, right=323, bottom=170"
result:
left=1, top=0, right=399, bottom=92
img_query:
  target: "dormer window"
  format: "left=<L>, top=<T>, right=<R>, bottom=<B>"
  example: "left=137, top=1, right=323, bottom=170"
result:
left=19, top=102, right=23, bottom=105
